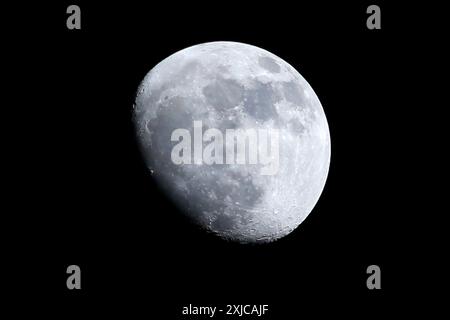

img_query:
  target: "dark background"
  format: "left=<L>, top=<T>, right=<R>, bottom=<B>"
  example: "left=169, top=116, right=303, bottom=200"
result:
left=6, top=0, right=432, bottom=318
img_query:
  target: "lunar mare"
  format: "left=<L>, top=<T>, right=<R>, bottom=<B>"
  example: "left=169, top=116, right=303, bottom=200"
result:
left=133, top=41, right=331, bottom=243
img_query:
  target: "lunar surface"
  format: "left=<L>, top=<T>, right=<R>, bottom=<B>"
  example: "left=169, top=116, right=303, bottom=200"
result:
left=133, top=41, right=331, bottom=243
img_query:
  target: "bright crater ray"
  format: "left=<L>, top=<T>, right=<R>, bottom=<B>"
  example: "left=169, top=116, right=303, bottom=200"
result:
left=133, top=41, right=331, bottom=243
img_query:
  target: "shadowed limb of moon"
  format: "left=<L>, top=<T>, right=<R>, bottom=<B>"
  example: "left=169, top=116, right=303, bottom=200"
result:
left=134, top=41, right=331, bottom=243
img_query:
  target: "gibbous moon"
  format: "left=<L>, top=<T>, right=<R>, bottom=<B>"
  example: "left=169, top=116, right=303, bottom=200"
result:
left=134, top=41, right=330, bottom=243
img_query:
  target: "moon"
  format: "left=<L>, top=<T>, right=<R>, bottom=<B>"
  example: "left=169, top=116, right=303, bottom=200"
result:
left=133, top=41, right=330, bottom=243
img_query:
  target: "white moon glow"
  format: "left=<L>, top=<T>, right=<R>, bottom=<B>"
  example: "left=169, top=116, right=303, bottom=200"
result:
left=134, top=41, right=331, bottom=243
